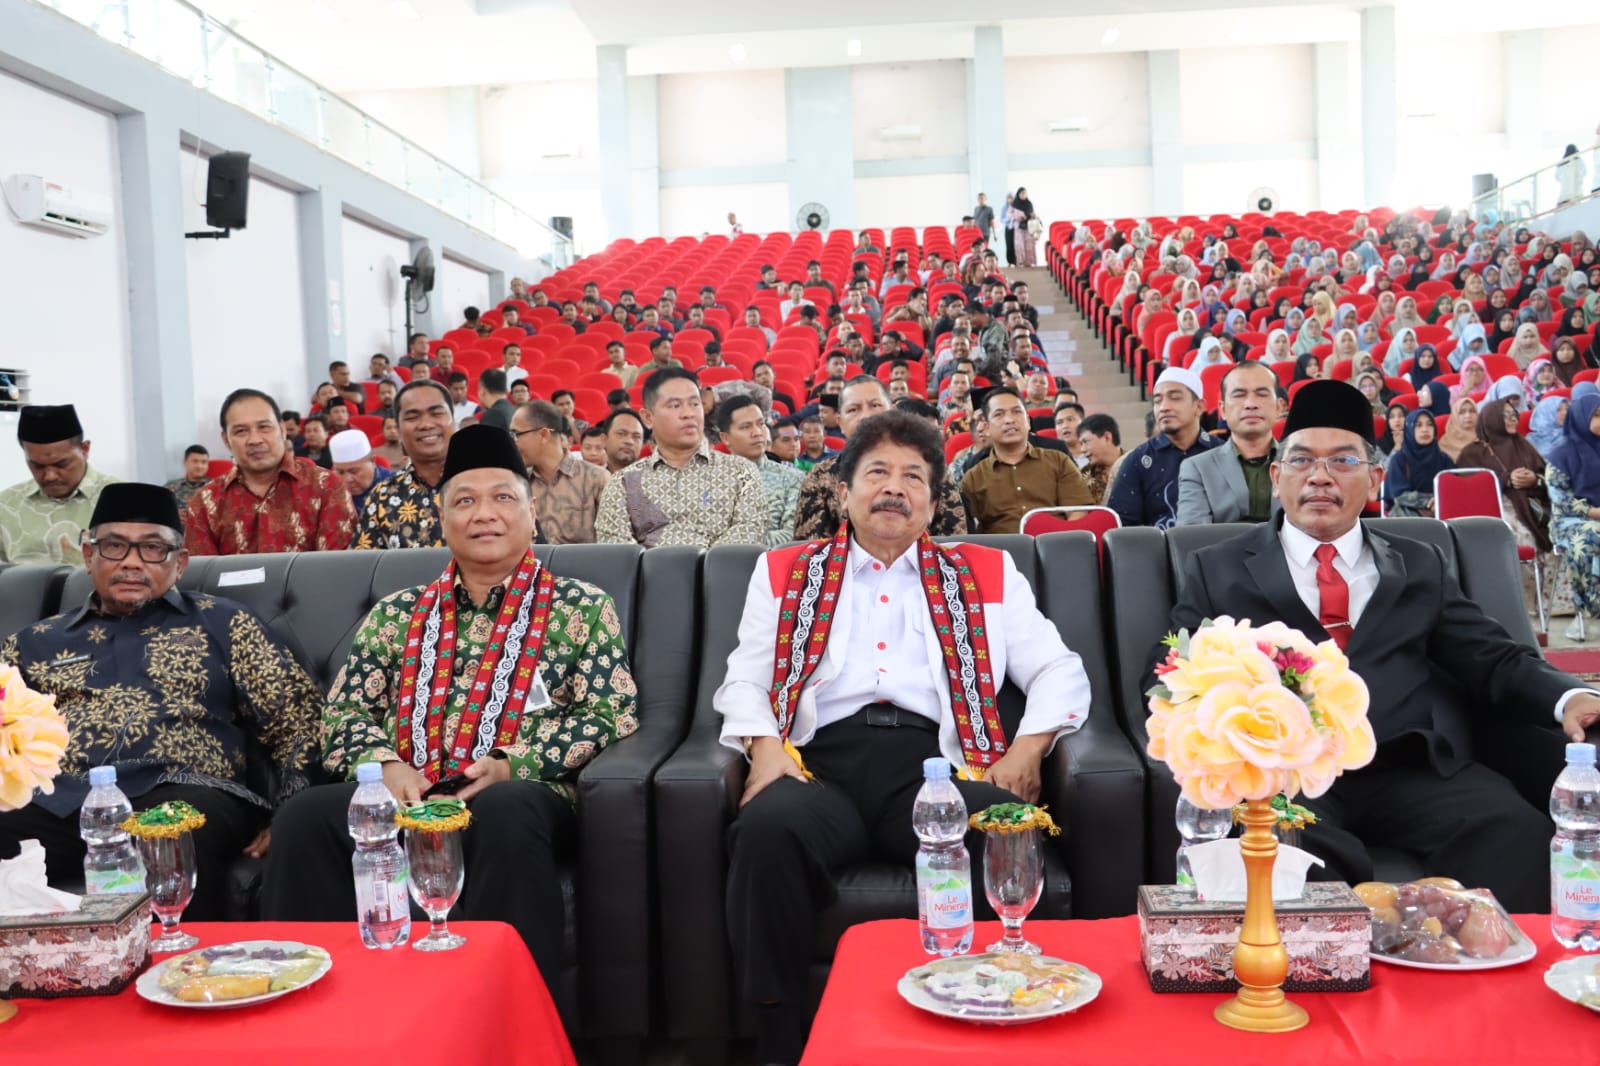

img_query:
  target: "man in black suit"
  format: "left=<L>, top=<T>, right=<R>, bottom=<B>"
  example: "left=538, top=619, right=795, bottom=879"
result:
left=1164, top=380, right=1600, bottom=912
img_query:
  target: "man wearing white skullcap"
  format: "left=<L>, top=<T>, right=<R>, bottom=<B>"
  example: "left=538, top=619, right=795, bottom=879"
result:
left=329, top=428, right=395, bottom=516
left=1106, top=365, right=1218, bottom=528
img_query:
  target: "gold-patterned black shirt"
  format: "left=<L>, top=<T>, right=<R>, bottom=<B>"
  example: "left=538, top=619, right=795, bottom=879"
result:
left=354, top=465, right=444, bottom=550
left=0, top=591, right=320, bottom=816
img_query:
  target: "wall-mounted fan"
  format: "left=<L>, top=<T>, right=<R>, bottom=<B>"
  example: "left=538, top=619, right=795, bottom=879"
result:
left=399, top=245, right=435, bottom=340
left=796, top=203, right=830, bottom=232
left=1248, top=187, right=1280, bottom=214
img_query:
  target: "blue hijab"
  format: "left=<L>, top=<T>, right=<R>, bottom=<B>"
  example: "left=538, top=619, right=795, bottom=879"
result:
left=1409, top=344, right=1444, bottom=394
left=1384, top=409, right=1453, bottom=501
left=1549, top=392, right=1600, bottom=505
left=1527, top=395, right=1567, bottom=458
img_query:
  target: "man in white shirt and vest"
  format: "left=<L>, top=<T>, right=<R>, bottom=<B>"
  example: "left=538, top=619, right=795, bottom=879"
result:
left=716, top=409, right=1093, bottom=1065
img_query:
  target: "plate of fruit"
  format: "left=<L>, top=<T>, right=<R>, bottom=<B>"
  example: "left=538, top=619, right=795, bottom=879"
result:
left=1544, top=956, right=1600, bottom=1013
left=898, top=953, right=1101, bottom=1024
left=136, top=940, right=332, bottom=1008
left=1355, top=878, right=1535, bottom=969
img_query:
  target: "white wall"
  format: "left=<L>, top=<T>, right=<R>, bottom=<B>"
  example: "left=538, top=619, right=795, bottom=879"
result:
left=1006, top=53, right=1151, bottom=155
left=853, top=174, right=971, bottom=229
left=1009, top=166, right=1154, bottom=223
left=438, top=255, right=492, bottom=326
left=658, top=70, right=787, bottom=170
left=659, top=182, right=789, bottom=238
left=0, top=70, right=133, bottom=486
left=180, top=149, right=308, bottom=445
left=341, top=216, right=411, bottom=368
left=479, top=79, right=602, bottom=249
left=1178, top=46, right=1314, bottom=146
left=851, top=61, right=966, bottom=161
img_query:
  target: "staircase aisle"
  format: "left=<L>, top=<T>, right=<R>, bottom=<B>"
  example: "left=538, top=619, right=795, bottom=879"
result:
left=1010, top=266, right=1147, bottom=437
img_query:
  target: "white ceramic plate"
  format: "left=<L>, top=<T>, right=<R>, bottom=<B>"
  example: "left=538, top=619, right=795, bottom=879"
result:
left=136, top=940, right=333, bottom=1009
left=1371, top=932, right=1537, bottom=971
left=897, top=953, right=1102, bottom=1025
left=1545, top=955, right=1600, bottom=1013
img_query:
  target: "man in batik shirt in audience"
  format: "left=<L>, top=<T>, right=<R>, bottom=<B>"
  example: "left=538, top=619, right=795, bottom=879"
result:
left=185, top=389, right=355, bottom=555
left=0, top=483, right=319, bottom=918
left=262, top=426, right=639, bottom=984
left=354, top=379, right=455, bottom=549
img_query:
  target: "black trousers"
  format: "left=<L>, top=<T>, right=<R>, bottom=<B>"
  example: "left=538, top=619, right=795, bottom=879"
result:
left=727, top=708, right=1021, bottom=1013
left=0, top=784, right=259, bottom=921
left=259, top=780, right=574, bottom=983
left=1299, top=741, right=1552, bottom=914
left=1004, top=226, right=1017, bottom=266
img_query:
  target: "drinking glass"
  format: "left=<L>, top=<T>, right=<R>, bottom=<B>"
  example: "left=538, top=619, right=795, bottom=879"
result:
left=138, top=832, right=199, bottom=952
left=983, top=828, right=1043, bottom=955
left=405, top=829, right=466, bottom=951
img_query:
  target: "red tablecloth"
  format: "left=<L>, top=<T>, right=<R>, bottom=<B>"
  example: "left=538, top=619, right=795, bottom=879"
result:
left=3, top=921, right=574, bottom=1066
left=802, top=916, right=1598, bottom=1066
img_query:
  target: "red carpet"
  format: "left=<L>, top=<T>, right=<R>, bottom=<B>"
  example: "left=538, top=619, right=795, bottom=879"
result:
left=1546, top=647, right=1600, bottom=682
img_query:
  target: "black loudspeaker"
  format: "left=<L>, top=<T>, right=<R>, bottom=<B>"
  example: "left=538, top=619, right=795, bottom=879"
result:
left=549, top=215, right=573, bottom=239
left=205, top=151, right=251, bottom=231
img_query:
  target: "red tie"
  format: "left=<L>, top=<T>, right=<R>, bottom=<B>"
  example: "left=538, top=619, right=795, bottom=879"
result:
left=1313, top=543, right=1351, bottom=650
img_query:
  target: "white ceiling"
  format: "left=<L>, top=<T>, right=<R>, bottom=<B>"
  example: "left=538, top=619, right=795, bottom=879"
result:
left=191, top=0, right=1598, bottom=93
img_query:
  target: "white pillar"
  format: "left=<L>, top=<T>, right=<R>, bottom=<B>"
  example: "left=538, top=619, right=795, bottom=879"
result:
left=1359, top=6, right=1398, bottom=208
left=117, top=111, right=196, bottom=482
left=1313, top=42, right=1362, bottom=211
left=595, top=44, right=631, bottom=243
left=626, top=74, right=660, bottom=239
left=784, top=66, right=856, bottom=231
left=297, top=188, right=345, bottom=399
left=1147, top=50, right=1183, bottom=216
left=966, top=25, right=1007, bottom=209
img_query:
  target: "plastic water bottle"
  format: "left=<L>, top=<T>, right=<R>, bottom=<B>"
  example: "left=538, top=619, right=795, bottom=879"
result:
left=80, top=766, right=146, bottom=894
left=1175, top=796, right=1234, bottom=891
left=913, top=758, right=974, bottom=957
left=349, top=762, right=411, bottom=950
left=1551, top=742, right=1600, bottom=950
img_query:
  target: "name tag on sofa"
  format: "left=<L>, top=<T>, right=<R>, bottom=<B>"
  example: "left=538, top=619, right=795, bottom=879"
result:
left=217, top=567, right=266, bottom=588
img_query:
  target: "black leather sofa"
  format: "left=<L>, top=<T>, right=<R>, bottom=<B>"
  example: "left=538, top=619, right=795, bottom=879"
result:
left=0, top=517, right=1566, bottom=1052
left=3, top=544, right=701, bottom=1045
left=1102, top=516, right=1563, bottom=885
left=652, top=531, right=1146, bottom=1046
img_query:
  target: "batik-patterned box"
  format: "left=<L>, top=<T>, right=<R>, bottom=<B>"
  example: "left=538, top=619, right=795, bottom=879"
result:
left=0, top=892, right=151, bottom=998
left=1138, top=882, right=1371, bottom=992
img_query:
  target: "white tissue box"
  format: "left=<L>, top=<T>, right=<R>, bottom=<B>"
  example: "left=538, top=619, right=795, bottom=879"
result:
left=1138, top=882, right=1370, bottom=993
left=0, top=892, right=150, bottom=998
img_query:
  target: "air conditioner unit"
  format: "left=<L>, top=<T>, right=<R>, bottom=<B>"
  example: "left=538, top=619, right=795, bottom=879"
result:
left=2, top=175, right=112, bottom=238
left=1047, top=118, right=1092, bottom=133
left=877, top=124, right=922, bottom=142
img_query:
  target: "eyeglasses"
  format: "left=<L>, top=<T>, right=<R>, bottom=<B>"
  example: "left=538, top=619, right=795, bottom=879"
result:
left=509, top=426, right=547, bottom=442
left=87, top=537, right=179, bottom=563
left=1280, top=455, right=1370, bottom=477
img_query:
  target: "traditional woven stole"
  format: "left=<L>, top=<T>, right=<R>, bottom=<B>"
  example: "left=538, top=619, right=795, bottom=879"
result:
left=769, top=524, right=1006, bottom=776
left=395, top=550, right=556, bottom=782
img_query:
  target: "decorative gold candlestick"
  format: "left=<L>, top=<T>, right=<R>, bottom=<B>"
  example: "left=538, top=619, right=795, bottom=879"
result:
left=1213, top=798, right=1309, bottom=1033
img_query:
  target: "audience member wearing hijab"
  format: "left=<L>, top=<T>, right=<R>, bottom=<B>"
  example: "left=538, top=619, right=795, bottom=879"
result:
left=1385, top=327, right=1419, bottom=376
left=1261, top=328, right=1293, bottom=365
left=1525, top=358, right=1560, bottom=403
left=1292, top=316, right=1326, bottom=356
left=1556, top=307, right=1588, bottom=338
left=1292, top=353, right=1322, bottom=382
left=1356, top=321, right=1381, bottom=353
left=1453, top=356, right=1490, bottom=403
left=1355, top=370, right=1387, bottom=415
left=1452, top=322, right=1491, bottom=369
left=1381, top=401, right=1409, bottom=460
left=1408, top=344, right=1445, bottom=393
left=1457, top=398, right=1553, bottom=553
left=1438, top=396, right=1481, bottom=461
left=1552, top=337, right=1595, bottom=387
left=1507, top=323, right=1549, bottom=371
left=1545, top=391, right=1600, bottom=628
left=1519, top=287, right=1555, bottom=325
left=1482, top=374, right=1527, bottom=411
left=1487, top=309, right=1520, bottom=353
left=1528, top=395, right=1568, bottom=458
left=1384, top=409, right=1452, bottom=516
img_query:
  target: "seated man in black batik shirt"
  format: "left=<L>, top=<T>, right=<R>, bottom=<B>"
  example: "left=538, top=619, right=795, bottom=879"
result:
left=0, top=483, right=321, bottom=918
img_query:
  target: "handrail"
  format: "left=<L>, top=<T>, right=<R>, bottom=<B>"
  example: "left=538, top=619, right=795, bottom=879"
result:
left=1470, top=141, right=1600, bottom=224
left=32, top=0, right=573, bottom=267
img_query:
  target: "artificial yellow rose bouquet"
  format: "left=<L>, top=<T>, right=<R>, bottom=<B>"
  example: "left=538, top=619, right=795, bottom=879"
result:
left=1146, top=617, right=1375, bottom=810
left=0, top=662, right=69, bottom=811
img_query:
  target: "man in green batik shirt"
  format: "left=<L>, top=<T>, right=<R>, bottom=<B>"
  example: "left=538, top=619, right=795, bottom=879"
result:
left=0, top=404, right=117, bottom=565
left=262, top=425, right=638, bottom=985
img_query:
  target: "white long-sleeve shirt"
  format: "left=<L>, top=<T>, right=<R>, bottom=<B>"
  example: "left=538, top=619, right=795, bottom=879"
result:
left=715, top=538, right=1091, bottom=768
